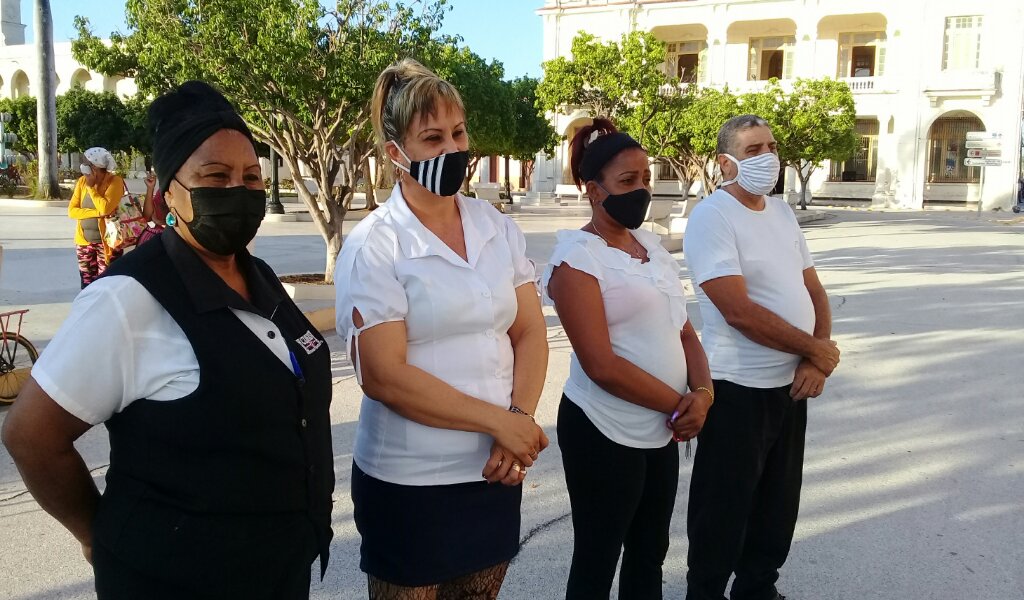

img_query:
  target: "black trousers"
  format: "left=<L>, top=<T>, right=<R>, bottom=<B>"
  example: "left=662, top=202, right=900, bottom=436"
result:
left=685, top=380, right=807, bottom=600
left=92, top=499, right=317, bottom=600
left=558, top=396, right=679, bottom=600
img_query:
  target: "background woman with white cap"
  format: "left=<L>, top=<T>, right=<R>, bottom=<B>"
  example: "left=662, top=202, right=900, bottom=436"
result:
left=67, top=147, right=125, bottom=288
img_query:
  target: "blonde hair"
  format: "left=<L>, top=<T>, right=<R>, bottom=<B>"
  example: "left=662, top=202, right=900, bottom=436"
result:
left=370, top=58, right=465, bottom=150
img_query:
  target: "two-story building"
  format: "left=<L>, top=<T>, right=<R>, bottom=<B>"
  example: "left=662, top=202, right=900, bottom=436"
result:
left=534, top=0, right=1024, bottom=211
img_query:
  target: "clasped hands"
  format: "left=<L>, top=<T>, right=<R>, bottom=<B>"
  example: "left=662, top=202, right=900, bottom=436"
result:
left=667, top=389, right=713, bottom=443
left=482, top=411, right=549, bottom=486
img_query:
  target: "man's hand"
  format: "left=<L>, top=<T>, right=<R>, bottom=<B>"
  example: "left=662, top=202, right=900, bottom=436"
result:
left=791, top=358, right=827, bottom=400
left=809, top=339, right=840, bottom=376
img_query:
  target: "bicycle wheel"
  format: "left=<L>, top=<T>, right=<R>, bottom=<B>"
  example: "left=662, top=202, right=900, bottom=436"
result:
left=0, top=334, right=39, bottom=402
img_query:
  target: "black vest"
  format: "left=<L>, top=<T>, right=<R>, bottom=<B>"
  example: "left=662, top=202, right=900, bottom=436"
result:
left=95, top=232, right=334, bottom=575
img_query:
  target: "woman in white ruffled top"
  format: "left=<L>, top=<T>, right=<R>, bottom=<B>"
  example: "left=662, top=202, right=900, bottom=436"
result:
left=543, top=118, right=714, bottom=599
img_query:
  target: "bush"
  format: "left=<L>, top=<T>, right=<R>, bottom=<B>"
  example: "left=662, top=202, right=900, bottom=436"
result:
left=0, top=173, right=17, bottom=197
left=24, top=159, right=39, bottom=198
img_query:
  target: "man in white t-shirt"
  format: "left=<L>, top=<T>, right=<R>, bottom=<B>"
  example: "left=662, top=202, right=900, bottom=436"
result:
left=683, top=115, right=841, bottom=600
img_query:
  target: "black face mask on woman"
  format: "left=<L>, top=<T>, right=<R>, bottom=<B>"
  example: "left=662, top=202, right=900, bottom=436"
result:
left=175, top=179, right=267, bottom=255
left=597, top=184, right=652, bottom=230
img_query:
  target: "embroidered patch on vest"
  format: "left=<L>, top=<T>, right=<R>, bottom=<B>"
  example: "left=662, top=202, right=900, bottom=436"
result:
left=296, top=331, right=323, bottom=354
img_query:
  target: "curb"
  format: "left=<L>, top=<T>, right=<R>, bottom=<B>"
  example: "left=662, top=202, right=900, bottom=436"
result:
left=0, top=198, right=69, bottom=208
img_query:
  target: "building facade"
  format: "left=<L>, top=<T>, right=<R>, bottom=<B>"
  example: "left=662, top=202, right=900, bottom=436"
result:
left=0, top=1, right=137, bottom=101
left=535, top=0, right=1024, bottom=210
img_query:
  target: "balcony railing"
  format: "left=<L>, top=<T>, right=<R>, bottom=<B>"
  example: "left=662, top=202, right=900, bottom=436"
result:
left=840, top=76, right=877, bottom=92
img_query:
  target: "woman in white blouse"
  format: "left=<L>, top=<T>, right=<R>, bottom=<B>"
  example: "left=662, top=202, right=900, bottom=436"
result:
left=543, top=118, right=714, bottom=599
left=334, top=59, right=549, bottom=599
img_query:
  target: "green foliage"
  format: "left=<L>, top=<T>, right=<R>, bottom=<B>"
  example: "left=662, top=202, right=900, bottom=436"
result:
left=73, top=0, right=452, bottom=281
left=537, top=31, right=667, bottom=119
left=426, top=44, right=512, bottom=159
left=0, top=173, right=17, bottom=197
left=56, top=87, right=131, bottom=154
left=23, top=159, right=39, bottom=198
left=742, top=78, right=857, bottom=207
left=507, top=76, right=559, bottom=162
left=0, top=96, right=39, bottom=154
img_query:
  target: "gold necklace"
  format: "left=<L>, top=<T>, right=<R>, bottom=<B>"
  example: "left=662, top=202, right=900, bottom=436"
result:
left=589, top=221, right=645, bottom=260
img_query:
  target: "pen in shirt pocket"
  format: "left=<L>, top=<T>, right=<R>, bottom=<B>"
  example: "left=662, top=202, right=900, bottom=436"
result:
left=289, top=351, right=305, bottom=383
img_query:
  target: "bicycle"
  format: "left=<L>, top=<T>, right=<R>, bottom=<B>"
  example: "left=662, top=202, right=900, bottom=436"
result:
left=1, top=309, right=38, bottom=402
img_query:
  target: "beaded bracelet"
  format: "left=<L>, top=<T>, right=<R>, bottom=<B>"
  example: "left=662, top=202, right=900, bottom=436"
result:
left=509, top=405, right=535, bottom=421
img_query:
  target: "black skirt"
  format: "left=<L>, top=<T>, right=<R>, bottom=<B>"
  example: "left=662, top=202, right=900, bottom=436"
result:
left=351, top=461, right=523, bottom=587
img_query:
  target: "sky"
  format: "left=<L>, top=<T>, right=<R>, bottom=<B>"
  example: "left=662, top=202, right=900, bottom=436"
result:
left=19, top=0, right=546, bottom=79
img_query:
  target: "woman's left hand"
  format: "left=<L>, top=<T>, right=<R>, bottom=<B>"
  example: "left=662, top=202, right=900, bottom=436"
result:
left=482, top=442, right=529, bottom=486
left=670, top=391, right=712, bottom=442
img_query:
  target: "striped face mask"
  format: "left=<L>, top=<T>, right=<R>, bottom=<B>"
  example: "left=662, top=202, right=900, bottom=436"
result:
left=391, top=142, right=470, bottom=198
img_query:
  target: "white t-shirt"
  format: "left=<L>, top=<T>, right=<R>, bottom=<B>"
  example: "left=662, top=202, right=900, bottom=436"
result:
left=542, top=228, right=688, bottom=448
left=334, top=186, right=536, bottom=486
left=32, top=276, right=295, bottom=426
left=683, top=190, right=815, bottom=388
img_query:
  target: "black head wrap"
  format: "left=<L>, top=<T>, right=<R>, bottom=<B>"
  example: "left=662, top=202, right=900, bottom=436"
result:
left=148, top=81, right=255, bottom=194
left=579, top=132, right=643, bottom=183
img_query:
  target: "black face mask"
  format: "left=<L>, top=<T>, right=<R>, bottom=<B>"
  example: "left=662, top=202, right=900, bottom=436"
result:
left=597, top=184, right=652, bottom=230
left=392, top=144, right=470, bottom=198
left=175, top=180, right=267, bottom=255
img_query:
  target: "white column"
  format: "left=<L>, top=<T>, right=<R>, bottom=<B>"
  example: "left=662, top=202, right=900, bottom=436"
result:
left=794, top=25, right=817, bottom=79
left=705, top=21, right=729, bottom=86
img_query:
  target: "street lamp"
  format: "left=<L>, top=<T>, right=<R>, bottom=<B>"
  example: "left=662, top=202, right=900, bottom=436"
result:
left=266, top=145, right=285, bottom=215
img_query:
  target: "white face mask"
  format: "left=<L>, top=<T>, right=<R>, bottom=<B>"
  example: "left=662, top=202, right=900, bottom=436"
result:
left=80, top=164, right=93, bottom=176
left=721, top=152, right=780, bottom=196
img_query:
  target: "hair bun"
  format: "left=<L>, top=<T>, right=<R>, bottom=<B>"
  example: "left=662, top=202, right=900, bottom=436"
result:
left=148, top=81, right=235, bottom=137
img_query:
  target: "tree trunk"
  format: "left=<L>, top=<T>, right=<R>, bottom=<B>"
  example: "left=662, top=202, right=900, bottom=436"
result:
left=522, top=160, right=535, bottom=191
left=464, top=155, right=480, bottom=193
left=798, top=164, right=814, bottom=210
left=362, top=154, right=377, bottom=211
left=503, top=155, right=511, bottom=199
left=35, top=0, right=60, bottom=200
left=324, top=226, right=343, bottom=283
left=278, top=150, right=346, bottom=284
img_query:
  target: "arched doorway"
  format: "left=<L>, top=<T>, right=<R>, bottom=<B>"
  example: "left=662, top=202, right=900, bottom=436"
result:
left=561, top=116, right=593, bottom=184
left=12, top=71, right=29, bottom=98
left=926, top=111, right=984, bottom=185
left=72, top=69, right=92, bottom=89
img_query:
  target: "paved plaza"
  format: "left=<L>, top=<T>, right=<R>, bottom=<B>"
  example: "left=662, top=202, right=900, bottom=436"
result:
left=1, top=203, right=1022, bottom=599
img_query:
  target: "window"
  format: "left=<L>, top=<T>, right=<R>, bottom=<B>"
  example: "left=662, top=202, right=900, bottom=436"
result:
left=830, top=119, right=879, bottom=182
left=926, top=114, right=983, bottom=184
left=666, top=41, right=706, bottom=84
left=748, top=37, right=795, bottom=81
left=942, top=16, right=982, bottom=71
left=837, top=32, right=886, bottom=78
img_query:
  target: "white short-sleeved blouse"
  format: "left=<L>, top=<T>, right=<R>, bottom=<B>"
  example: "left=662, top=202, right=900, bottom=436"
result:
left=542, top=228, right=688, bottom=448
left=334, top=185, right=536, bottom=486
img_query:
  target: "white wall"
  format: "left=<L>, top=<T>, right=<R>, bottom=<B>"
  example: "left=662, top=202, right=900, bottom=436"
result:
left=537, top=0, right=1024, bottom=209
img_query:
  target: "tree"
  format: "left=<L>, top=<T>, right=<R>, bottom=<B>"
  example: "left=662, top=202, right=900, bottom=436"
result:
left=505, top=76, right=558, bottom=194
left=675, top=86, right=740, bottom=198
left=742, top=78, right=857, bottom=209
left=426, top=44, right=512, bottom=192
left=55, top=87, right=130, bottom=154
left=35, top=0, right=60, bottom=199
left=537, top=31, right=666, bottom=121
left=0, top=96, right=38, bottom=155
left=73, top=0, right=450, bottom=282
left=623, top=90, right=697, bottom=199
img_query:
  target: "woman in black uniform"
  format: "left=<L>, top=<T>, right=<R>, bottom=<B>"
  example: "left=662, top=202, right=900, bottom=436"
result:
left=1, top=81, right=335, bottom=599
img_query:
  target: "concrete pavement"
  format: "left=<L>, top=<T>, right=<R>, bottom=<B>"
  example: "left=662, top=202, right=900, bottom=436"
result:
left=1, top=204, right=1022, bottom=599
